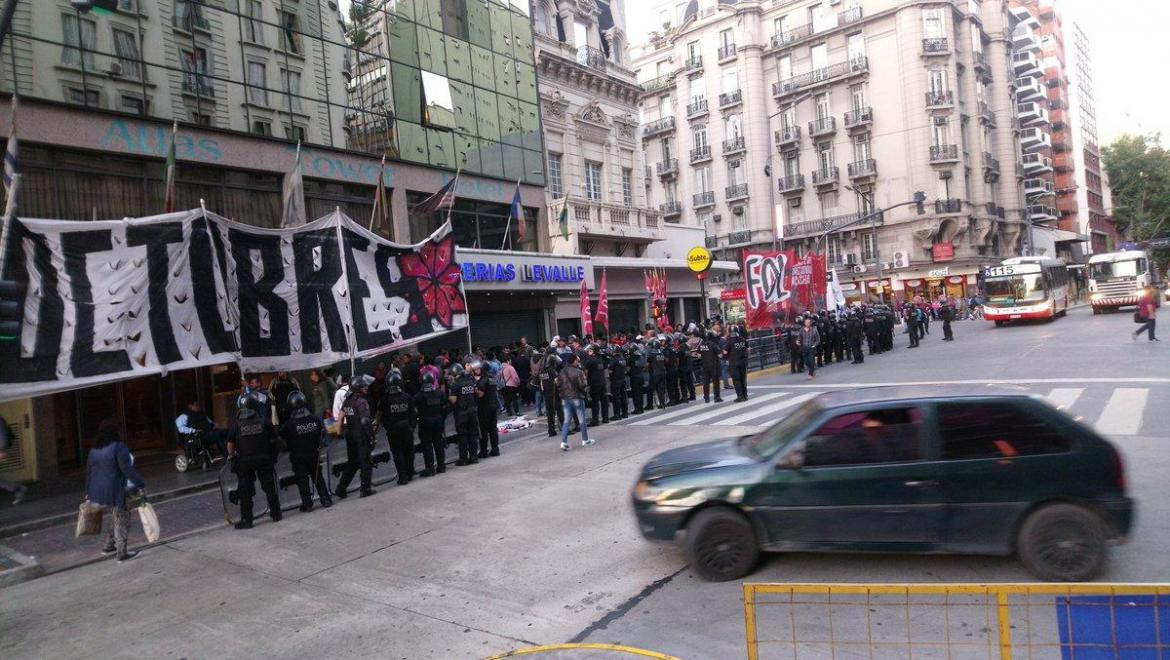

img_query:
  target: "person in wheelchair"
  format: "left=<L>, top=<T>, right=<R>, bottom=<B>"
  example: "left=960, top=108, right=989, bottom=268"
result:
left=175, top=401, right=228, bottom=465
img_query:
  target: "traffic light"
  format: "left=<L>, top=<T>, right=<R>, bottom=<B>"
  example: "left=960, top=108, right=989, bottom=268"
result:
left=913, top=191, right=926, bottom=215
left=0, top=279, right=20, bottom=341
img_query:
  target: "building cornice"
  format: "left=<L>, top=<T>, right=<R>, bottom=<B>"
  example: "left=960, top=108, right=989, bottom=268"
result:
left=536, top=49, right=642, bottom=106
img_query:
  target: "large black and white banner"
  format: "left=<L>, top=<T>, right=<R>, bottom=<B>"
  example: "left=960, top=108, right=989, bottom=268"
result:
left=0, top=209, right=467, bottom=401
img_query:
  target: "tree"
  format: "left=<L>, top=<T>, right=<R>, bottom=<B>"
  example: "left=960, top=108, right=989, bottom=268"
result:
left=1102, top=134, right=1170, bottom=246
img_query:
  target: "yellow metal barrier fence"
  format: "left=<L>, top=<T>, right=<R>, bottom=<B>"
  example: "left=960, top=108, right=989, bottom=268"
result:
left=743, top=583, right=1170, bottom=659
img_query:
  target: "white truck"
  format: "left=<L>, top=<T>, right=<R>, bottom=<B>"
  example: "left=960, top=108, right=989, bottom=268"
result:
left=1087, top=250, right=1159, bottom=313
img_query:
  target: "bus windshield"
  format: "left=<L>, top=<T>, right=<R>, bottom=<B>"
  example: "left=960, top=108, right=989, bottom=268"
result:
left=1089, top=259, right=1143, bottom=280
left=986, top=274, right=1047, bottom=305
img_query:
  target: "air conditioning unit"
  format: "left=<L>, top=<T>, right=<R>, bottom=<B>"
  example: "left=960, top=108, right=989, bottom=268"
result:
left=882, top=262, right=895, bottom=271
left=713, top=213, right=722, bottom=223
left=852, top=264, right=867, bottom=274
left=844, top=253, right=858, bottom=265
left=933, top=116, right=949, bottom=126
left=732, top=205, right=744, bottom=215
left=893, top=251, right=910, bottom=268
left=106, top=61, right=124, bottom=77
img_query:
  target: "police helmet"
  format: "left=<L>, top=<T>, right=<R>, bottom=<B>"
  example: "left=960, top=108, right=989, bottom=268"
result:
left=352, top=374, right=375, bottom=392
left=449, top=363, right=466, bottom=378
left=468, top=360, right=483, bottom=374
left=237, top=392, right=262, bottom=419
left=287, top=390, right=308, bottom=411
left=731, top=325, right=742, bottom=337
left=387, top=371, right=404, bottom=393
left=421, top=372, right=437, bottom=391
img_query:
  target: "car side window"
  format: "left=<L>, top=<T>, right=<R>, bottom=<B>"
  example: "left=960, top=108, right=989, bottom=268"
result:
left=802, top=407, right=923, bottom=467
left=937, top=402, right=1071, bottom=460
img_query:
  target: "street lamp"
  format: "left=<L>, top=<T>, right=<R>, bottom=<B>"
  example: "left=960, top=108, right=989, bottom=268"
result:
left=765, top=92, right=812, bottom=251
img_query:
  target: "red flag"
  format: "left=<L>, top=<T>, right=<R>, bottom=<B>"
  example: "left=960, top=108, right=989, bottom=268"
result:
left=579, top=278, right=593, bottom=336
left=595, top=269, right=609, bottom=333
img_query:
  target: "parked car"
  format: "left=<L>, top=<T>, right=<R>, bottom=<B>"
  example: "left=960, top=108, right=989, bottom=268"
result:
left=631, top=387, right=1133, bottom=582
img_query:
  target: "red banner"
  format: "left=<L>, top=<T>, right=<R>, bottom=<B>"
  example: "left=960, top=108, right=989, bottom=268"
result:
left=594, top=269, right=609, bottom=332
left=579, top=278, right=593, bottom=336
left=742, top=249, right=826, bottom=330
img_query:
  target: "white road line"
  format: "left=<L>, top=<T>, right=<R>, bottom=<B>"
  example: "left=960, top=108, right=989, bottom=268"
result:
left=1094, top=388, right=1149, bottom=436
left=1046, top=387, right=1084, bottom=411
left=750, top=377, right=1170, bottom=389
left=668, top=393, right=790, bottom=426
left=627, top=398, right=738, bottom=425
left=714, top=392, right=821, bottom=427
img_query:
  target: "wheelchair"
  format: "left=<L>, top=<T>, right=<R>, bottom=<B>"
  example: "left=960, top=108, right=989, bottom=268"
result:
left=175, top=430, right=225, bottom=472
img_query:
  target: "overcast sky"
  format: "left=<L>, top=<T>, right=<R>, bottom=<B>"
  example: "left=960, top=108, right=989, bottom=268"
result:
left=622, top=0, right=1170, bottom=147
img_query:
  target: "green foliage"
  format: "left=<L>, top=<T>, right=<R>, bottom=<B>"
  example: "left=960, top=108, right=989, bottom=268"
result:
left=1102, top=134, right=1170, bottom=245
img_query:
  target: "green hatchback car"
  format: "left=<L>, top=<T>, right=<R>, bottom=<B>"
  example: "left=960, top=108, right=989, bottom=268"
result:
left=631, top=387, right=1133, bottom=582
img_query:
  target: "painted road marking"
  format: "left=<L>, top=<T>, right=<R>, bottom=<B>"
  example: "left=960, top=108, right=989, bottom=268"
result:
left=668, top=393, right=790, bottom=426
left=751, top=377, right=1170, bottom=389
left=627, top=398, right=739, bottom=425
left=714, top=392, right=821, bottom=426
left=1094, top=388, right=1149, bottom=436
left=1046, top=387, right=1085, bottom=411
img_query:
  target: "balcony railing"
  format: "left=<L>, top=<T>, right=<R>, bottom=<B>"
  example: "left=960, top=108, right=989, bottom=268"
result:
left=182, top=76, right=215, bottom=97
left=174, top=8, right=211, bottom=32
left=775, top=126, right=801, bottom=149
left=683, top=55, right=703, bottom=73
left=642, top=116, right=675, bottom=137
left=686, top=97, right=708, bottom=117
left=693, top=191, right=715, bottom=207
left=925, top=90, right=954, bottom=107
left=770, top=24, right=813, bottom=49
left=772, top=56, right=868, bottom=97
left=659, top=201, right=682, bottom=216
left=847, top=159, right=876, bottom=178
left=563, top=198, right=664, bottom=238
left=690, top=145, right=712, bottom=163
left=922, top=37, right=949, bottom=54
left=728, top=229, right=753, bottom=245
left=983, top=152, right=1000, bottom=172
left=576, top=46, right=608, bottom=72
left=726, top=183, right=749, bottom=200
left=656, top=159, right=678, bottom=177
left=808, top=116, right=837, bottom=136
left=786, top=211, right=884, bottom=239
left=929, top=144, right=959, bottom=162
left=718, top=90, right=742, bottom=107
left=641, top=73, right=676, bottom=93
left=777, top=174, right=805, bottom=193
left=812, top=166, right=839, bottom=186
left=722, top=136, right=746, bottom=155
left=973, top=50, right=987, bottom=69
left=838, top=6, right=864, bottom=25
left=843, top=107, right=872, bottom=129
left=705, top=235, right=719, bottom=249
left=717, top=43, right=737, bottom=61
left=935, top=198, right=963, bottom=214
left=979, top=101, right=995, bottom=125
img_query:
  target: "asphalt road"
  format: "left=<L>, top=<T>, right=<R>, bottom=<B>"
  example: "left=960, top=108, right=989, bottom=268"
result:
left=2, top=307, right=1166, bottom=659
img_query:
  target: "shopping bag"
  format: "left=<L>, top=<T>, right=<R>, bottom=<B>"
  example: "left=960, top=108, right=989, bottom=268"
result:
left=137, top=501, right=161, bottom=543
left=74, top=499, right=103, bottom=538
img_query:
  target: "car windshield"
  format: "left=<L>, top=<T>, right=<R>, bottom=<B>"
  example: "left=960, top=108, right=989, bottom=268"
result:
left=743, top=399, right=822, bottom=459
left=985, top=274, right=1046, bottom=305
left=1089, top=259, right=1142, bottom=279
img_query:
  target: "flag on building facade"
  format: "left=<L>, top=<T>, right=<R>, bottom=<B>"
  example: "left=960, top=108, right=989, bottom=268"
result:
left=509, top=182, right=524, bottom=243
left=369, top=155, right=390, bottom=234
left=579, top=277, right=593, bottom=337
left=594, top=268, right=609, bottom=333
left=163, top=120, right=178, bottom=213
left=4, top=94, right=18, bottom=202
left=281, top=142, right=307, bottom=228
left=414, top=175, right=458, bottom=216
left=557, top=200, right=569, bottom=241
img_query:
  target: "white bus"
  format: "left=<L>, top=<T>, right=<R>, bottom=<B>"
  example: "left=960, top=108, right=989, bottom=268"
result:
left=1088, top=250, right=1158, bottom=314
left=983, top=256, right=1070, bottom=325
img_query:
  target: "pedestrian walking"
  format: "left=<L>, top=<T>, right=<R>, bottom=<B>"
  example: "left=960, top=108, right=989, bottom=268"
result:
left=555, top=353, right=592, bottom=450
left=1133, top=289, right=1159, bottom=342
left=499, top=358, right=521, bottom=416
left=797, top=317, right=820, bottom=380
left=727, top=326, right=749, bottom=402
left=86, top=419, right=145, bottom=561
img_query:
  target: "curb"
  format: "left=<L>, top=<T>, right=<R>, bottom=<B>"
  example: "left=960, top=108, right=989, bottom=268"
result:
left=0, top=543, right=45, bottom=587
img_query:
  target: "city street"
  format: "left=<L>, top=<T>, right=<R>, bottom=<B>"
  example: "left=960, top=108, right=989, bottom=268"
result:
left=2, top=306, right=1167, bottom=659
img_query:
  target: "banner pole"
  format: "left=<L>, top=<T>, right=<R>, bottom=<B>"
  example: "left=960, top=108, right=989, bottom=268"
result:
left=333, top=207, right=358, bottom=377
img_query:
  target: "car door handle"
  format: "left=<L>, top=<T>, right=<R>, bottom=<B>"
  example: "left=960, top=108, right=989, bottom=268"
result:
left=903, top=480, right=939, bottom=487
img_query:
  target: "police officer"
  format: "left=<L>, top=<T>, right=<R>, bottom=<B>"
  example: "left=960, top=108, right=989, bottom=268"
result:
left=863, top=307, right=877, bottom=355
left=699, top=330, right=723, bottom=403
left=883, top=306, right=897, bottom=352
left=584, top=344, right=609, bottom=425
left=905, top=304, right=921, bottom=348
left=379, top=370, right=416, bottom=485
left=647, top=339, right=668, bottom=409
left=833, top=315, right=846, bottom=363
left=941, top=299, right=956, bottom=341
left=335, top=374, right=377, bottom=499
left=626, top=341, right=646, bottom=415
left=538, top=349, right=562, bottom=436
left=449, top=363, right=480, bottom=465
left=609, top=342, right=629, bottom=420
left=474, top=361, right=500, bottom=458
left=847, top=310, right=865, bottom=364
left=680, top=332, right=697, bottom=402
left=414, top=372, right=448, bottom=476
left=727, top=326, right=749, bottom=402
left=663, top=338, right=680, bottom=406
left=279, top=391, right=332, bottom=512
left=228, top=392, right=282, bottom=529
left=785, top=323, right=802, bottom=373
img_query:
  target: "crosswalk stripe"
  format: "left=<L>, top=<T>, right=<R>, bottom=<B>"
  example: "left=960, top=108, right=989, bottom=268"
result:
left=1094, top=388, right=1148, bottom=436
left=668, top=393, right=790, bottom=426
left=713, top=392, right=821, bottom=427
left=1046, top=387, right=1084, bottom=411
left=626, top=399, right=737, bottom=425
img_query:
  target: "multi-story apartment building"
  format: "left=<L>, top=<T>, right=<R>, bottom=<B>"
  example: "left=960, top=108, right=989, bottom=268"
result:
left=1010, top=0, right=1117, bottom=258
left=633, top=0, right=1029, bottom=306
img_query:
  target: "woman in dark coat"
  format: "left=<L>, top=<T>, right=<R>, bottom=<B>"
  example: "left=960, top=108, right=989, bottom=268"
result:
left=86, top=419, right=145, bottom=561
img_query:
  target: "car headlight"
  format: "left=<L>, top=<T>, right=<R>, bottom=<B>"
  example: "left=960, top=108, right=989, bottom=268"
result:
left=633, top=480, right=663, bottom=502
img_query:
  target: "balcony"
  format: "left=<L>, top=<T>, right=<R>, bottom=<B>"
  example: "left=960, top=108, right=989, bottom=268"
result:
left=922, top=37, right=950, bottom=55
left=1022, top=152, right=1053, bottom=174
left=972, top=50, right=988, bottom=71
left=844, top=107, right=872, bottom=130
left=689, top=145, right=712, bottom=164
left=1012, top=25, right=1040, bottom=53
left=576, top=46, right=608, bottom=72
left=812, top=166, right=839, bottom=187
left=656, top=158, right=679, bottom=179
left=693, top=191, right=715, bottom=208
left=642, top=116, right=675, bottom=137
left=718, top=90, right=742, bottom=108
left=563, top=198, right=665, bottom=242
left=1013, top=52, right=1041, bottom=77
left=722, top=136, right=746, bottom=156
left=925, top=90, right=954, bottom=109
left=770, top=24, right=813, bottom=49
left=641, top=73, right=676, bottom=94
left=181, top=76, right=215, bottom=97
left=705, top=235, right=719, bottom=249
left=775, top=126, right=801, bottom=150
left=682, top=55, right=703, bottom=75
left=978, top=101, right=996, bottom=125
left=935, top=198, right=963, bottom=214
left=725, top=183, right=749, bottom=200
left=1019, top=126, right=1051, bottom=152
left=772, top=57, right=868, bottom=98
left=686, top=97, right=709, bottom=119
left=929, top=144, right=960, bottom=163
left=659, top=201, right=682, bottom=218
left=717, top=43, right=737, bottom=62
left=1029, top=204, right=1058, bottom=222
left=1051, top=152, right=1072, bottom=173
left=847, top=159, right=877, bottom=180
left=982, top=152, right=1000, bottom=175
left=1015, top=77, right=1044, bottom=101
left=777, top=174, right=805, bottom=194
left=839, top=6, right=864, bottom=26
left=785, top=211, right=884, bottom=239
left=728, top=229, right=753, bottom=246
left=808, top=116, right=837, bottom=137
left=1024, top=177, right=1055, bottom=196
left=985, top=202, right=999, bottom=217
left=1016, top=102, right=1049, bottom=126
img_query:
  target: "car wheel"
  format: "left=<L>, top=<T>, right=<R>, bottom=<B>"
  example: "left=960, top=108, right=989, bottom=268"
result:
left=685, top=508, right=759, bottom=582
left=1092, top=307, right=1101, bottom=315
left=175, top=454, right=189, bottom=473
left=1018, top=504, right=1107, bottom=582
left=994, top=320, right=1005, bottom=327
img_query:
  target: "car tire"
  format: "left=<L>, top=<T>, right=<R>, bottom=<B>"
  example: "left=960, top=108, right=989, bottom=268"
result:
left=994, top=320, right=1005, bottom=327
left=685, top=508, right=759, bottom=582
left=1092, top=307, right=1101, bottom=315
left=1017, top=504, right=1108, bottom=582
